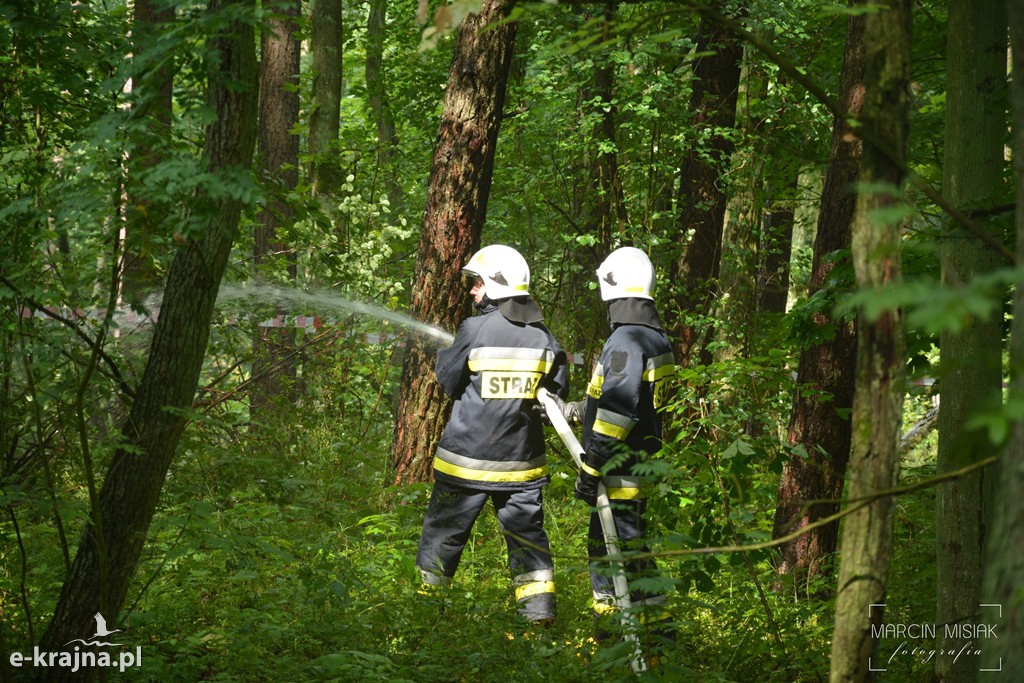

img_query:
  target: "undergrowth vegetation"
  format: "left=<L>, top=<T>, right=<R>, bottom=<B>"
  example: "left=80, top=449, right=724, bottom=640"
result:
left=1, top=323, right=942, bottom=682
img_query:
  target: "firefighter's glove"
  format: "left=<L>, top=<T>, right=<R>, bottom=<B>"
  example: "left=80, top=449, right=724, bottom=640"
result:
left=564, top=399, right=584, bottom=425
left=551, top=395, right=584, bottom=424
left=574, top=469, right=601, bottom=507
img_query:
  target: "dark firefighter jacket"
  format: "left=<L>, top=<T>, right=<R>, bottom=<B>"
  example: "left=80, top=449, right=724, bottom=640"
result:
left=433, top=298, right=569, bottom=492
left=581, top=298, right=676, bottom=500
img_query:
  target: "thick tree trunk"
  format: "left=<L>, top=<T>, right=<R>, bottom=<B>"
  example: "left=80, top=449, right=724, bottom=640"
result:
left=35, top=3, right=258, bottom=677
left=251, top=0, right=301, bottom=420
left=980, top=2, right=1024, bottom=675
left=829, top=2, right=910, bottom=681
left=390, top=0, right=519, bottom=484
left=935, top=2, right=1006, bottom=680
left=669, top=3, right=742, bottom=367
left=772, top=6, right=865, bottom=590
left=309, top=0, right=343, bottom=197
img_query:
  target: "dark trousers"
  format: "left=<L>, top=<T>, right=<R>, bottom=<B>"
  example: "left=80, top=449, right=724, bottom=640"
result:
left=588, top=499, right=672, bottom=637
left=417, top=480, right=556, bottom=621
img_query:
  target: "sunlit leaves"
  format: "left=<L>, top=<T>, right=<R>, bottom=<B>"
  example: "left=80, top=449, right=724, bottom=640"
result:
left=837, top=267, right=1018, bottom=336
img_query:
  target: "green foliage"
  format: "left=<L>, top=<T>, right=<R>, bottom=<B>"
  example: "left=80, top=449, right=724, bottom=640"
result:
left=0, top=0, right=1010, bottom=681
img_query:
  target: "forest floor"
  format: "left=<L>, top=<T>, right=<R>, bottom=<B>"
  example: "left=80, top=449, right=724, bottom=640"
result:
left=4, top=405, right=941, bottom=683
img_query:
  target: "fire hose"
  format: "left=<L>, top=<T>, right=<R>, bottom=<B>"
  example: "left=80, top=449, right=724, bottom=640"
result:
left=536, top=387, right=647, bottom=673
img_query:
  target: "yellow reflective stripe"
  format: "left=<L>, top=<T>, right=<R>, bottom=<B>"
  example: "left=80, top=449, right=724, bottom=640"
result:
left=624, top=286, right=646, bottom=294
left=638, top=608, right=673, bottom=624
left=469, top=347, right=554, bottom=371
left=515, top=581, right=555, bottom=601
left=586, top=364, right=605, bottom=399
left=434, top=457, right=548, bottom=483
left=595, top=408, right=636, bottom=438
left=580, top=462, right=602, bottom=477
left=593, top=418, right=631, bottom=440
left=605, top=486, right=645, bottom=500
left=643, top=353, right=676, bottom=382
left=470, top=358, right=553, bottom=373
left=513, top=283, right=528, bottom=292
left=437, top=448, right=544, bottom=472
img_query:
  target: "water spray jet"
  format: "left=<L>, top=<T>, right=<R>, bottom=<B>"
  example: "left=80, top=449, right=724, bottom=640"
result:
left=215, top=283, right=455, bottom=346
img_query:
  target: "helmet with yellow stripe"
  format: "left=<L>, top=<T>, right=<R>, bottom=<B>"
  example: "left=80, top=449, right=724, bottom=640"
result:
left=597, top=246, right=654, bottom=301
left=462, top=245, right=531, bottom=301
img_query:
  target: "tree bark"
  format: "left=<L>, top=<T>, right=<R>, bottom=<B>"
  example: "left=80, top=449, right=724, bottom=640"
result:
left=365, top=0, right=403, bottom=209
left=669, top=2, right=742, bottom=368
left=583, top=0, right=629, bottom=250
left=934, top=2, right=1007, bottom=680
left=122, top=0, right=175, bottom=307
left=251, top=0, right=301, bottom=420
left=772, top=5, right=865, bottom=591
left=980, top=1, right=1024, bottom=675
left=309, top=0, right=343, bottom=198
left=829, top=2, right=910, bottom=681
left=756, top=161, right=798, bottom=316
left=35, top=2, right=258, bottom=677
left=389, top=0, right=519, bottom=484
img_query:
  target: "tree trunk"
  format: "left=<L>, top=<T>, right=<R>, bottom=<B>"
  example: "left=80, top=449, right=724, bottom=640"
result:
left=935, top=2, right=1007, bottom=680
left=573, top=1, right=629, bottom=347
left=122, top=0, right=175, bottom=307
left=389, top=0, right=519, bottom=484
left=756, top=161, right=798, bottom=316
left=772, top=5, right=865, bottom=591
left=35, top=2, right=258, bottom=677
left=829, top=2, right=910, bottom=681
left=584, top=0, right=628, bottom=250
left=669, top=2, right=742, bottom=367
left=365, top=0, right=403, bottom=209
left=980, top=2, right=1024, bottom=675
left=309, top=0, right=343, bottom=198
left=251, top=0, right=301, bottom=421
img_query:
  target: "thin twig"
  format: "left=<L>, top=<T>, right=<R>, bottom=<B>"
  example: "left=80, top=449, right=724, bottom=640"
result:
left=0, top=275, right=136, bottom=400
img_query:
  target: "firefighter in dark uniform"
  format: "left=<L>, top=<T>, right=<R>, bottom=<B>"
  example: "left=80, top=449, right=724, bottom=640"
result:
left=559, top=246, right=677, bottom=646
left=416, top=244, right=569, bottom=624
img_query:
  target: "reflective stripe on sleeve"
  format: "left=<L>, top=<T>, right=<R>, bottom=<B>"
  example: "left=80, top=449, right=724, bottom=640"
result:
left=642, top=352, right=676, bottom=382
left=592, top=408, right=637, bottom=440
left=434, top=448, right=549, bottom=483
left=603, top=475, right=646, bottom=500
left=586, top=363, right=605, bottom=399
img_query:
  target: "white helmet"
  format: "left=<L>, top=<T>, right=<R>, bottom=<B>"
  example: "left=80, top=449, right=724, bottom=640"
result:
left=597, top=246, right=654, bottom=301
left=462, top=244, right=530, bottom=300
